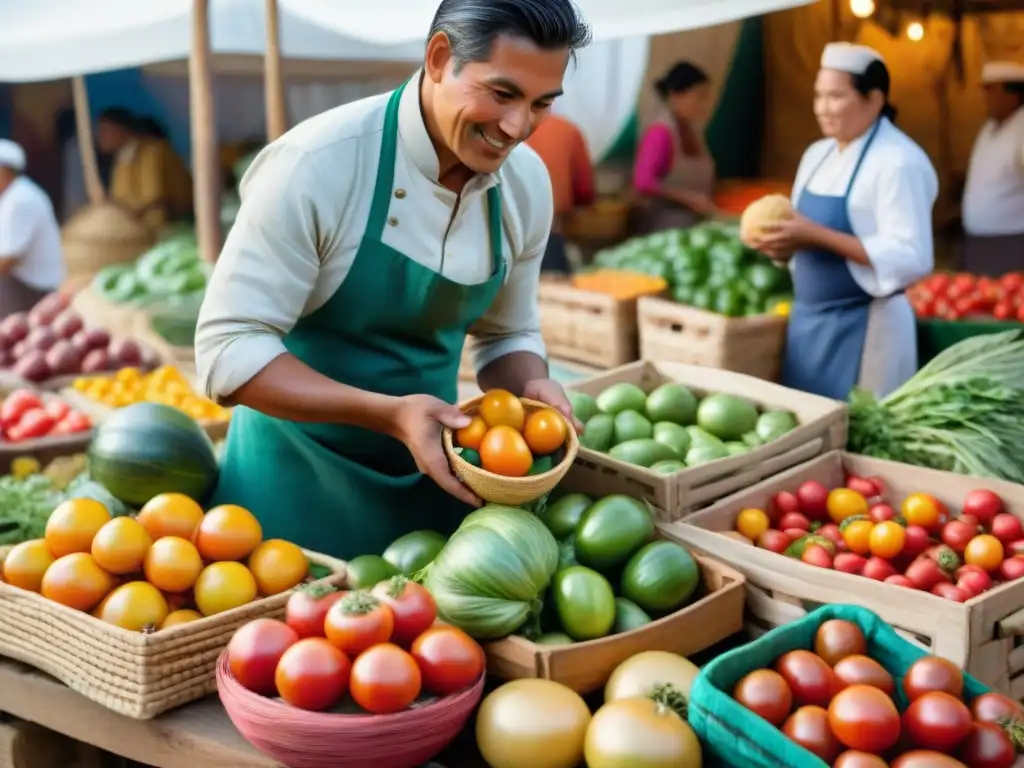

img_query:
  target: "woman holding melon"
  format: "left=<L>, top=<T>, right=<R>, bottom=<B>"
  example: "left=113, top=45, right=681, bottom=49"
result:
left=741, top=43, right=937, bottom=401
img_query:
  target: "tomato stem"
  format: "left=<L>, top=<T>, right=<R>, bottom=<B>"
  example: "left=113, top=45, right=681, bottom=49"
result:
left=295, top=582, right=337, bottom=599
left=339, top=590, right=382, bottom=615
left=649, top=682, right=688, bottom=719
left=385, top=575, right=408, bottom=598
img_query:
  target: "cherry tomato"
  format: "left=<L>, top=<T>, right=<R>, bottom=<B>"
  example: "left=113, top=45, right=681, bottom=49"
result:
left=869, top=503, right=897, bottom=523
left=757, top=529, right=792, bottom=554
left=902, top=525, right=932, bottom=558
left=905, top=557, right=951, bottom=591
left=971, top=692, right=1024, bottom=724
left=774, top=650, right=840, bottom=708
left=902, top=493, right=943, bottom=530
left=869, top=521, right=906, bottom=559
left=410, top=625, right=485, bottom=696
left=732, top=669, right=793, bottom=727
left=942, top=520, right=977, bottom=553
left=958, top=721, right=1016, bottom=768
left=999, top=556, right=1024, bottom=581
left=842, top=520, right=875, bottom=556
left=862, top=557, right=897, bottom=581
left=903, top=690, right=972, bottom=752
left=226, top=618, right=299, bottom=695
left=845, top=476, right=880, bottom=499
left=990, top=514, right=1024, bottom=545
left=349, top=643, right=422, bottom=714
left=275, top=638, right=351, bottom=711
left=956, top=567, right=992, bottom=598
left=886, top=574, right=917, bottom=588
left=479, top=425, right=534, bottom=477
left=814, top=619, right=866, bottom=666
left=828, top=489, right=869, bottom=525
left=964, top=534, right=1004, bottom=572
left=522, top=409, right=568, bottom=456
left=832, top=655, right=895, bottom=695
left=796, top=481, right=830, bottom=521
left=827, top=685, right=901, bottom=753
left=477, top=389, right=526, bottom=430
left=834, top=553, right=867, bottom=575
left=779, top=512, right=811, bottom=531
left=768, top=492, right=801, bottom=524
left=285, top=586, right=345, bottom=639
left=782, top=706, right=841, bottom=763
left=736, top=508, right=770, bottom=541
left=455, top=415, right=488, bottom=450
left=932, top=582, right=970, bottom=602
left=802, top=544, right=833, bottom=569
left=961, top=489, right=1004, bottom=527
left=834, top=751, right=889, bottom=768
left=324, top=591, right=394, bottom=656
left=370, top=576, right=437, bottom=646
left=903, top=657, right=963, bottom=702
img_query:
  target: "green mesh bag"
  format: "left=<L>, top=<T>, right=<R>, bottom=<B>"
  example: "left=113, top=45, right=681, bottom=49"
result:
left=688, top=604, right=991, bottom=767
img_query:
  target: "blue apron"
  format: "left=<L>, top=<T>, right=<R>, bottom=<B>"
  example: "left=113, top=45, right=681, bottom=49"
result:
left=781, top=121, right=881, bottom=401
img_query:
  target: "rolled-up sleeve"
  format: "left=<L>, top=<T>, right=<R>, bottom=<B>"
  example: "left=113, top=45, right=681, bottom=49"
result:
left=195, top=144, right=330, bottom=400
left=469, top=168, right=552, bottom=372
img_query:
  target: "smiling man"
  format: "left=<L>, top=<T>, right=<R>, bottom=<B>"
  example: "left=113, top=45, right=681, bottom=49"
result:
left=195, top=0, right=591, bottom=559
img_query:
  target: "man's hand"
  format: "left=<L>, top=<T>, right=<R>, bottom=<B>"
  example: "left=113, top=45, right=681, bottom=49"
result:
left=390, top=394, right=482, bottom=507
left=523, top=378, right=585, bottom=432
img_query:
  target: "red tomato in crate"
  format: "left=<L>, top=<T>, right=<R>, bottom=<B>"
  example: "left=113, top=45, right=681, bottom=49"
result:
left=0, top=389, right=42, bottom=429
left=993, top=302, right=1013, bottom=321
left=285, top=586, right=345, bottom=639
left=44, top=399, right=70, bottom=422
left=371, top=577, right=437, bottom=647
left=227, top=619, right=299, bottom=695
left=732, top=669, right=793, bottom=726
left=275, top=638, right=351, bottom=711
left=961, top=490, right=1004, bottom=527
left=903, top=657, right=963, bottom=701
left=410, top=626, right=485, bottom=696
left=1000, top=272, right=1024, bottom=292
left=902, top=691, right=973, bottom=752
left=774, top=650, right=840, bottom=708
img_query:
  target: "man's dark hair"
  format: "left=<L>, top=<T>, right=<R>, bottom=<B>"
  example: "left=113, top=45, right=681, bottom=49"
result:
left=427, top=0, right=591, bottom=71
left=98, top=107, right=136, bottom=130
left=852, top=60, right=898, bottom=123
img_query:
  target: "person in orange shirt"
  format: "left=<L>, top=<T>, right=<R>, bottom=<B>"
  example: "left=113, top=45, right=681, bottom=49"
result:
left=526, top=113, right=595, bottom=273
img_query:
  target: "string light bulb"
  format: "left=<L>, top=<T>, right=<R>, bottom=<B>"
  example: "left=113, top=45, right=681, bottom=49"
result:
left=907, top=21, right=924, bottom=41
left=850, top=0, right=875, bottom=18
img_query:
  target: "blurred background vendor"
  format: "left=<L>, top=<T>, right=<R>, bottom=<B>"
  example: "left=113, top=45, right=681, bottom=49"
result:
left=631, top=61, right=716, bottom=234
left=747, top=44, right=937, bottom=401
left=960, top=61, right=1024, bottom=276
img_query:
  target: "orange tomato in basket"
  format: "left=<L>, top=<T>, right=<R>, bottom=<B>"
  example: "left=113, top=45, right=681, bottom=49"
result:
left=455, top=415, right=488, bottom=450
left=41, top=553, right=115, bottom=612
left=194, top=562, right=258, bottom=616
left=161, top=609, right=203, bottom=629
left=350, top=642, right=422, bottom=714
left=324, top=592, right=395, bottom=656
left=478, top=389, right=526, bottom=431
left=522, top=409, right=568, bottom=456
left=2, top=539, right=55, bottom=592
left=248, top=539, right=308, bottom=595
left=137, top=493, right=205, bottom=541
left=479, top=426, right=533, bottom=477
left=193, top=504, right=263, bottom=562
left=45, top=498, right=112, bottom=558
left=275, top=638, right=351, bottom=711
left=144, top=536, right=203, bottom=593
left=96, top=582, right=169, bottom=631
left=91, top=517, right=153, bottom=575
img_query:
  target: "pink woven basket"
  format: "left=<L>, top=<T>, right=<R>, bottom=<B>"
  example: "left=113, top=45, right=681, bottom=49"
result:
left=216, top=651, right=484, bottom=768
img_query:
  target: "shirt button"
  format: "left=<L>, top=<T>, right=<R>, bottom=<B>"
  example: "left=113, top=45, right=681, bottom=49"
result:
left=388, top=216, right=399, bottom=227
left=394, top=189, right=406, bottom=199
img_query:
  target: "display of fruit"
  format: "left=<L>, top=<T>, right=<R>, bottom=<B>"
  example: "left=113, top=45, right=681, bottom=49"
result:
left=908, top=272, right=1024, bottom=322
left=225, top=576, right=485, bottom=714
left=452, top=389, right=570, bottom=477
left=71, top=364, right=230, bottom=423
left=731, top=476, right=1024, bottom=601
left=0, top=389, right=91, bottom=442
left=0, top=492, right=328, bottom=630
left=0, top=292, right=158, bottom=382
left=568, top=381, right=798, bottom=472
left=730, top=619, right=1022, bottom=766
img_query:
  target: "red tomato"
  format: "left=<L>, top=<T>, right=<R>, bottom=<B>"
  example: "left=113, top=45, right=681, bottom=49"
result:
left=768, top=492, right=801, bottom=524
left=757, top=529, right=792, bottom=554
left=903, top=657, right=963, bottom=702
left=885, top=574, right=918, bottom=588
left=814, top=620, right=867, bottom=666
left=862, top=557, right=897, bottom=581
left=410, top=626, right=485, bottom=696
left=905, top=557, right=950, bottom=592
left=971, top=692, right=1024, bottom=724
left=834, top=553, right=867, bottom=575
left=958, top=721, right=1017, bottom=768
left=370, top=577, right=437, bottom=646
left=13, top=409, right=54, bottom=439
left=285, top=586, right=345, bottom=639
left=942, top=520, right=978, bottom=553
left=990, top=514, right=1023, bottom=544
left=868, top=503, right=897, bottom=523
left=993, top=302, right=1013, bottom=320
left=845, top=476, right=880, bottom=499
left=774, top=650, right=840, bottom=708
left=832, top=655, right=895, bottom=695
left=732, top=669, right=793, bottom=726
left=0, top=389, right=42, bottom=429
left=892, top=751, right=969, bottom=768
left=226, top=618, right=299, bottom=695
left=44, top=399, right=70, bottom=422
left=1000, top=272, right=1024, bottom=292
left=801, top=544, right=833, bottom=569
left=902, top=525, right=932, bottom=558
left=834, top=751, right=889, bottom=768
left=275, top=638, right=351, bottom=711
left=782, top=706, right=841, bottom=763
left=324, top=591, right=395, bottom=656
left=796, top=481, right=829, bottom=520
left=779, top=512, right=811, bottom=531
left=998, top=556, right=1024, bottom=581
left=903, top=690, right=973, bottom=752
left=828, top=685, right=901, bottom=753
left=956, top=568, right=993, bottom=598
left=1017, top=304, right=1024, bottom=323
left=349, top=643, right=422, bottom=714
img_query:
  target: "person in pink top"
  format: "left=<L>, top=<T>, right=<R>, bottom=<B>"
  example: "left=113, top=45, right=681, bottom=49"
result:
left=631, top=61, right=716, bottom=234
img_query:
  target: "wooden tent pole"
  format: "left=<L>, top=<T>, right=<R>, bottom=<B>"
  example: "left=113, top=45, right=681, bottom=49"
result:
left=264, top=0, right=288, bottom=140
left=70, top=76, right=104, bottom=205
left=189, top=0, right=222, bottom=262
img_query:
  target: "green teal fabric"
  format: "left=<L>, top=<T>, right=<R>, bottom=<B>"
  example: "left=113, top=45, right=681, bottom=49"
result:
left=917, top=318, right=1020, bottom=366
left=688, top=604, right=992, bottom=768
left=213, top=80, right=507, bottom=560
left=706, top=17, right=764, bottom=179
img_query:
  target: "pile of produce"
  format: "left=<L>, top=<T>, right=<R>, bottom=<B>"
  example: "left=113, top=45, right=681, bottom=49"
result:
left=0, top=292, right=157, bottom=382
left=730, top=618, right=1021, bottom=766
left=908, top=272, right=1024, bottom=322
left=591, top=221, right=792, bottom=317
left=476, top=651, right=703, bottom=768
left=452, top=388, right=569, bottom=477
left=92, top=230, right=207, bottom=306
left=567, top=270, right=667, bottom=301
left=71, top=364, right=230, bottom=423
left=569, top=381, right=798, bottom=471
left=1, top=389, right=91, bottom=443
left=0, top=491, right=329, bottom=630
left=848, top=331, right=1024, bottom=483
left=225, top=578, right=484, bottom=714
left=731, top=472, right=1024, bottom=601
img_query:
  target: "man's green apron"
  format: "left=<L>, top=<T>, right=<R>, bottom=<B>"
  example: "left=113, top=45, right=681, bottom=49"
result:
left=213, top=81, right=507, bottom=560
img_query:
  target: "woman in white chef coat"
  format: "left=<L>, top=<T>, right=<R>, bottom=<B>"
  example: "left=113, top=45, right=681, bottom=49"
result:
left=747, top=43, right=938, bottom=401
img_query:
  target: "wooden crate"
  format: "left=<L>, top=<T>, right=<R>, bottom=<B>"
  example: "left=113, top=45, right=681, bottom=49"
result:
left=0, top=386, right=93, bottom=474
left=568, top=361, right=847, bottom=521
left=538, top=278, right=655, bottom=369
left=637, top=296, right=787, bottom=381
left=663, top=450, right=1024, bottom=700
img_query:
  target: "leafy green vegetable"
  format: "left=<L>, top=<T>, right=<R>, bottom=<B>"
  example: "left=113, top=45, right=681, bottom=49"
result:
left=64, top=474, right=133, bottom=518
left=0, top=475, right=64, bottom=546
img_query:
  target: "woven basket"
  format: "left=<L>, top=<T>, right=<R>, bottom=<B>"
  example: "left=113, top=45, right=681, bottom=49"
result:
left=442, top=396, right=578, bottom=506
left=0, top=548, right=345, bottom=719
left=61, top=202, right=154, bottom=283
left=217, top=652, right=484, bottom=768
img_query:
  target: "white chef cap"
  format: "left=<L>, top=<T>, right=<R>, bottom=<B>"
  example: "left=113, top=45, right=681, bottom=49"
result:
left=0, top=139, right=25, bottom=172
left=981, top=61, right=1024, bottom=84
left=821, top=43, right=885, bottom=75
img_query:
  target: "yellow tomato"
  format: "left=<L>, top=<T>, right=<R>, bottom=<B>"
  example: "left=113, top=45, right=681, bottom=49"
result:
left=735, top=509, right=770, bottom=541
left=869, top=521, right=906, bottom=559
left=161, top=609, right=203, bottom=630
left=827, top=488, right=869, bottom=524
left=97, top=582, right=169, bottom=631
left=194, top=562, right=258, bottom=616
left=478, top=389, right=526, bottom=431
left=248, top=539, right=309, bottom=595
left=901, top=493, right=943, bottom=529
left=964, top=534, right=1004, bottom=572
left=115, top=367, right=141, bottom=384
left=841, top=519, right=875, bottom=556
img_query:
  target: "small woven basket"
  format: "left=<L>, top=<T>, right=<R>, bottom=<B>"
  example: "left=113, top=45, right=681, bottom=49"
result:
left=217, top=652, right=484, bottom=768
left=442, top=395, right=578, bottom=506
